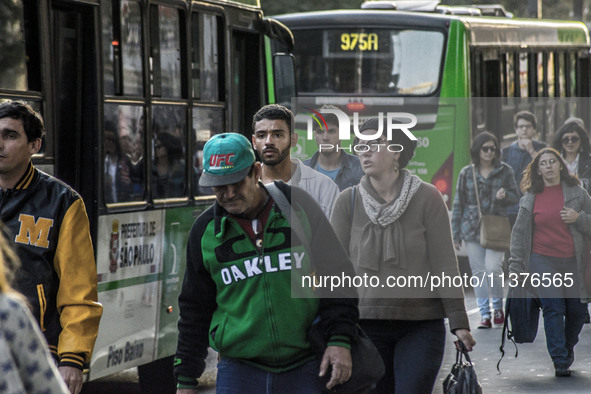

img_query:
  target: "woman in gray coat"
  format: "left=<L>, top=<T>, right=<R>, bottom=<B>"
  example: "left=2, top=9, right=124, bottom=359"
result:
left=509, top=147, right=591, bottom=377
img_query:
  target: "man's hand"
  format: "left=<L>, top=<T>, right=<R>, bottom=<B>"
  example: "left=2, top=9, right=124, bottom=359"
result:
left=58, top=366, right=83, bottom=394
left=176, top=389, right=198, bottom=394
left=517, top=138, right=534, bottom=155
left=319, top=345, right=352, bottom=390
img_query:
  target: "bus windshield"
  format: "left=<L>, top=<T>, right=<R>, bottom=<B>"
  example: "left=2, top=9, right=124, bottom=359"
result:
left=292, top=28, right=445, bottom=96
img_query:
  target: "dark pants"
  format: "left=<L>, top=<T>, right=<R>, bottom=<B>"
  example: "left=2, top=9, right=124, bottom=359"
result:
left=359, top=318, right=446, bottom=394
left=529, top=253, right=588, bottom=368
left=215, top=358, right=323, bottom=394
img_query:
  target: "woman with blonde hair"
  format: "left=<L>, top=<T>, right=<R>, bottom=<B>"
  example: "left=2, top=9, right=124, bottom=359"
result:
left=0, top=228, right=69, bottom=393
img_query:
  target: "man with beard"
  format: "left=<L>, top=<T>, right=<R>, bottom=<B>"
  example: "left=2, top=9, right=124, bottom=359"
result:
left=252, top=104, right=339, bottom=217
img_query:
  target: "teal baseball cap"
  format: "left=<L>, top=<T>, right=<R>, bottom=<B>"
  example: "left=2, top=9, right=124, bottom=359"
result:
left=199, top=133, right=256, bottom=187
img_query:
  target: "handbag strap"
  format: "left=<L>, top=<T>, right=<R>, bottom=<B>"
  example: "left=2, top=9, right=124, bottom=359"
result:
left=471, top=164, right=483, bottom=221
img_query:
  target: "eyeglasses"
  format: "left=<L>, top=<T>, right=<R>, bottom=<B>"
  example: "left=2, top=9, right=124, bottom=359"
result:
left=516, top=124, right=534, bottom=130
left=481, top=146, right=497, bottom=153
left=562, top=136, right=580, bottom=144
left=538, top=158, right=558, bottom=168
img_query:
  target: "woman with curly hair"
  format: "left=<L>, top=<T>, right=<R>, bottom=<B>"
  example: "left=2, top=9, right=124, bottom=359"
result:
left=509, top=147, right=591, bottom=377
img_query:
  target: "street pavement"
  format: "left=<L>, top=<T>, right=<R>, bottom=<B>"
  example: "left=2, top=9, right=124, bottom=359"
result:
left=433, top=294, right=591, bottom=393
left=82, top=292, right=591, bottom=393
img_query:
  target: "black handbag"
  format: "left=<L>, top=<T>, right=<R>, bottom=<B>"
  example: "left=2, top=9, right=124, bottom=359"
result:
left=442, top=342, right=482, bottom=394
left=308, top=321, right=385, bottom=394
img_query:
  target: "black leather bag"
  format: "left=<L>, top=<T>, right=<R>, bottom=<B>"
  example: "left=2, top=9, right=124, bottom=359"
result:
left=442, top=342, right=482, bottom=394
left=309, top=322, right=385, bottom=394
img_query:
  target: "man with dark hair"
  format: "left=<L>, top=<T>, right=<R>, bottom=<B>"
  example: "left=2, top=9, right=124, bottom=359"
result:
left=502, top=110, right=547, bottom=225
left=0, top=100, right=102, bottom=394
left=174, top=133, right=358, bottom=393
left=303, top=105, right=363, bottom=191
left=252, top=104, right=339, bottom=217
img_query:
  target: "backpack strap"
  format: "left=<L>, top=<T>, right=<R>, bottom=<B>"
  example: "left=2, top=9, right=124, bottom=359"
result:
left=265, top=181, right=311, bottom=253
left=497, top=287, right=518, bottom=372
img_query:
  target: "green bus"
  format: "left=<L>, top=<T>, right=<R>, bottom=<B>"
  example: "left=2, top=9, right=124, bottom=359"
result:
left=275, top=2, right=591, bottom=208
left=0, top=0, right=293, bottom=391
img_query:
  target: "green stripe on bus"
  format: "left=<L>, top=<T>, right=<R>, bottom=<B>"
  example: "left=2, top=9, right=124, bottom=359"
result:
left=97, top=273, right=161, bottom=292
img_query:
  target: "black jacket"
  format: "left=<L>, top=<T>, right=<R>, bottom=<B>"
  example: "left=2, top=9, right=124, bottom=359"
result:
left=0, top=162, right=102, bottom=368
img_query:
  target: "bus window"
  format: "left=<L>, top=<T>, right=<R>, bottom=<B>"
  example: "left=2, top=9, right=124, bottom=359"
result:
left=104, top=104, right=145, bottom=204
left=102, top=1, right=115, bottom=95
left=537, top=53, right=545, bottom=97
left=547, top=52, right=556, bottom=97
left=152, top=106, right=186, bottom=199
left=568, top=52, right=577, bottom=97
left=232, top=30, right=263, bottom=133
left=291, top=28, right=444, bottom=95
left=0, top=0, right=41, bottom=91
left=192, top=12, right=223, bottom=101
left=518, top=52, right=528, bottom=97
left=508, top=52, right=519, bottom=97
left=102, top=1, right=144, bottom=96
left=121, top=1, right=143, bottom=95
left=150, top=5, right=184, bottom=98
left=192, top=107, right=224, bottom=197
left=556, top=53, right=566, bottom=97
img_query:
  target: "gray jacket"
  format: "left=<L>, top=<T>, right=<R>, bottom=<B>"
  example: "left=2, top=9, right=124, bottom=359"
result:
left=288, top=159, right=339, bottom=218
left=509, top=182, right=591, bottom=302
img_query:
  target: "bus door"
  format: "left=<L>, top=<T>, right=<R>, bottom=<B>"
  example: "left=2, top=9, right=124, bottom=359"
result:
left=51, top=2, right=99, bottom=222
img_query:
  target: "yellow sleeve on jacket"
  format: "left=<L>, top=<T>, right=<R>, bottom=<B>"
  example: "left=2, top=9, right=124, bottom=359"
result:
left=53, top=198, right=103, bottom=366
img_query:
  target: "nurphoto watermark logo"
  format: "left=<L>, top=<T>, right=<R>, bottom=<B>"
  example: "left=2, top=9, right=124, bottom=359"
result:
left=303, top=105, right=418, bottom=154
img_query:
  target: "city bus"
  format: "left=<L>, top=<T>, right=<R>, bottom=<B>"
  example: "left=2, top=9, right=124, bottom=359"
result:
left=275, top=1, right=591, bottom=208
left=0, top=0, right=294, bottom=391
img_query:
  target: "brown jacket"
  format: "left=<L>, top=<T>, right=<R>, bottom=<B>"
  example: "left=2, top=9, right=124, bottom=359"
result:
left=330, top=177, right=470, bottom=332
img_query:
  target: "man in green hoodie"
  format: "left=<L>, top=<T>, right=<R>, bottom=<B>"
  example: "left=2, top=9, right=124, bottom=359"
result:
left=174, top=133, right=358, bottom=393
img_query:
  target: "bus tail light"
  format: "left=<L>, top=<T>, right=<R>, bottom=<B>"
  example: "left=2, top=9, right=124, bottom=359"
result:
left=347, top=102, right=365, bottom=111
left=431, top=154, right=453, bottom=209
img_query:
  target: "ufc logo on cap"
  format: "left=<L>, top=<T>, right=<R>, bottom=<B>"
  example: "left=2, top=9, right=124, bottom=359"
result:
left=209, top=153, right=235, bottom=168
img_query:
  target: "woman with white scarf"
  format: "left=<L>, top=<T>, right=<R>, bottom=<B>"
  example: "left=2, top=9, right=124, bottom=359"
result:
left=330, top=117, right=475, bottom=393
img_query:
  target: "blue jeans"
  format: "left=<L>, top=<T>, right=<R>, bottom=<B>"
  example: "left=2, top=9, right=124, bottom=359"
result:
left=529, top=253, right=587, bottom=368
left=359, top=319, right=446, bottom=394
left=466, top=242, right=504, bottom=318
left=216, top=357, right=323, bottom=394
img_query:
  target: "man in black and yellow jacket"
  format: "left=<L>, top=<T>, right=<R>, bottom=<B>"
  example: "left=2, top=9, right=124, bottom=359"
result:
left=174, top=133, right=358, bottom=393
left=0, top=101, right=102, bottom=394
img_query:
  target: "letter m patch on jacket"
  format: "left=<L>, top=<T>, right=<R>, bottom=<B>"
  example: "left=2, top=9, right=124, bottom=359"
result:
left=15, top=214, right=54, bottom=248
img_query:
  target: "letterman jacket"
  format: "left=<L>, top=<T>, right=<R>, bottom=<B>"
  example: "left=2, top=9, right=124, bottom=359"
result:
left=174, top=182, right=358, bottom=389
left=0, top=162, right=103, bottom=369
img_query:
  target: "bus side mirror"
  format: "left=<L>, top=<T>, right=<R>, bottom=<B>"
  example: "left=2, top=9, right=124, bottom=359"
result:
left=273, top=53, right=296, bottom=108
